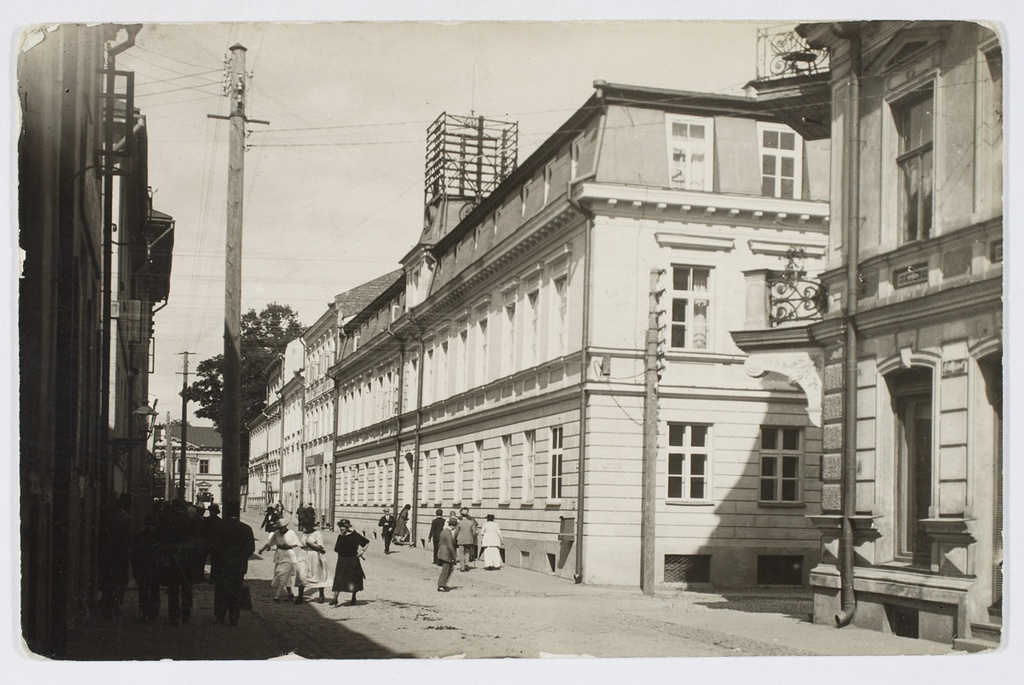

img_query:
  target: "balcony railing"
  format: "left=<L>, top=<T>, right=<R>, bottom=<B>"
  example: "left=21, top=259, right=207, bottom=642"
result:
left=756, top=26, right=830, bottom=81
left=767, top=270, right=828, bottom=325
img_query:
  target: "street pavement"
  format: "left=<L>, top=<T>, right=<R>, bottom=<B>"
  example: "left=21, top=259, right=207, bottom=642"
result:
left=56, top=510, right=963, bottom=661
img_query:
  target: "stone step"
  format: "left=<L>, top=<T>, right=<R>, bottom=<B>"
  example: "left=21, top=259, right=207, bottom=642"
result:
left=953, top=637, right=998, bottom=653
left=971, top=621, right=1002, bottom=643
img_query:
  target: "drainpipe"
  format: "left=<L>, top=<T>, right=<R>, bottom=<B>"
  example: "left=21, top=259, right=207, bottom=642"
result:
left=408, top=310, right=427, bottom=546
left=100, top=24, right=140, bottom=505
left=385, top=322, right=405, bottom=516
left=565, top=82, right=608, bottom=584
left=831, top=23, right=862, bottom=628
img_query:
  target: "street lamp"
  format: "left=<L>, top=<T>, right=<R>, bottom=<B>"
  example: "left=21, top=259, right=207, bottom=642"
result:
left=108, top=403, right=160, bottom=455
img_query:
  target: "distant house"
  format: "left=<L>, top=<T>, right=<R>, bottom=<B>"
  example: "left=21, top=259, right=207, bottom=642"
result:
left=156, top=424, right=224, bottom=504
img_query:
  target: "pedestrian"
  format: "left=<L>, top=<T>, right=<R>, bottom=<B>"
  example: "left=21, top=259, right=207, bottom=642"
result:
left=301, top=503, right=317, bottom=531
left=258, top=518, right=300, bottom=602
left=455, top=508, right=478, bottom=571
left=97, top=493, right=132, bottom=618
left=436, top=517, right=458, bottom=592
left=211, top=500, right=256, bottom=626
left=330, top=519, right=368, bottom=606
left=297, top=521, right=332, bottom=603
left=162, top=499, right=196, bottom=625
left=261, top=505, right=280, bottom=533
left=479, top=514, right=504, bottom=570
left=378, top=507, right=396, bottom=554
left=129, top=514, right=162, bottom=622
left=197, top=502, right=223, bottom=582
left=393, top=503, right=411, bottom=545
left=427, top=508, right=446, bottom=565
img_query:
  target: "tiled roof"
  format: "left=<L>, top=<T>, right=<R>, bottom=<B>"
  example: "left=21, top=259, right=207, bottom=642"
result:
left=334, top=269, right=403, bottom=319
left=166, top=424, right=222, bottom=449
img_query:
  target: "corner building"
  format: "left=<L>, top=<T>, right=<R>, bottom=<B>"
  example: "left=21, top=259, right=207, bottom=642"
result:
left=751, top=22, right=1003, bottom=646
left=331, top=82, right=832, bottom=588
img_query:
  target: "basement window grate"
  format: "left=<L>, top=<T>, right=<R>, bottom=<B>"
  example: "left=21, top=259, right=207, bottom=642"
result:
left=886, top=604, right=920, bottom=639
left=757, top=555, right=804, bottom=586
left=664, top=554, right=711, bottom=583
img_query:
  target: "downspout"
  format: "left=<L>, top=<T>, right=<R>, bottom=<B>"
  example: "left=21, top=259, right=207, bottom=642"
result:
left=299, top=339, right=307, bottom=516
left=408, top=311, right=426, bottom=546
left=100, top=25, right=140, bottom=500
left=385, top=322, right=405, bottom=516
left=565, top=82, right=608, bottom=584
left=832, top=23, right=862, bottom=628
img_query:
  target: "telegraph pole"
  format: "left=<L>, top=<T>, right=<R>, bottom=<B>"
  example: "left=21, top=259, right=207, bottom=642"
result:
left=209, top=44, right=268, bottom=506
left=178, top=351, right=195, bottom=500
left=640, top=269, right=665, bottom=595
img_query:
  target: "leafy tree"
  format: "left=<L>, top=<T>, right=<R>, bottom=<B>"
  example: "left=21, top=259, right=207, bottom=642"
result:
left=183, top=303, right=304, bottom=434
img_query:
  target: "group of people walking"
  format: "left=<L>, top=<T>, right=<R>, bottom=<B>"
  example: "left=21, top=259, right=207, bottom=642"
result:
left=127, top=498, right=255, bottom=626
left=259, top=515, right=369, bottom=607
left=431, top=508, right=504, bottom=592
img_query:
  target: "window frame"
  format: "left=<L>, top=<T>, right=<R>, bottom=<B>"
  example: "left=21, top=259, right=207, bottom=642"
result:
left=668, top=265, right=713, bottom=352
left=499, top=435, right=512, bottom=504
left=548, top=426, right=564, bottom=502
left=666, top=423, right=712, bottom=503
left=522, top=430, right=536, bottom=504
left=758, top=426, right=804, bottom=504
left=757, top=122, right=803, bottom=200
left=893, top=85, right=935, bottom=244
left=665, top=113, right=715, bottom=192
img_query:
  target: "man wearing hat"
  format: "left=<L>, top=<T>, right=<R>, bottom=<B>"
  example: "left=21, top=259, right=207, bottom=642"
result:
left=436, top=516, right=459, bottom=592
left=211, top=501, right=255, bottom=625
left=377, top=507, right=397, bottom=554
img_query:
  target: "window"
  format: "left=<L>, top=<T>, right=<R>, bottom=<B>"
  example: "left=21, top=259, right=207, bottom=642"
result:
left=521, top=185, right=529, bottom=217
left=667, top=424, right=711, bottom=501
left=421, top=452, right=431, bottom=505
left=423, top=345, right=434, bottom=405
left=666, top=115, right=714, bottom=191
left=199, top=459, right=209, bottom=475
left=453, top=445, right=464, bottom=503
left=525, top=289, right=539, bottom=368
left=434, top=449, right=443, bottom=504
left=888, top=368, right=933, bottom=564
left=551, top=274, right=568, bottom=357
left=523, top=430, right=536, bottom=503
left=499, top=435, right=512, bottom=503
left=476, top=317, right=489, bottom=385
left=895, top=87, right=934, bottom=243
left=456, top=325, right=468, bottom=392
left=570, top=136, right=583, bottom=180
left=543, top=164, right=553, bottom=204
left=503, top=296, right=517, bottom=375
left=472, top=441, right=484, bottom=502
left=669, top=266, right=711, bottom=350
left=437, top=340, right=449, bottom=400
left=549, top=427, right=564, bottom=500
left=759, top=427, right=802, bottom=503
left=758, top=123, right=802, bottom=199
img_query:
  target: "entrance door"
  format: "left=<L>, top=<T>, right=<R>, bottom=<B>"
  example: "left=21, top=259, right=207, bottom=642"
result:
left=890, top=367, right=934, bottom=565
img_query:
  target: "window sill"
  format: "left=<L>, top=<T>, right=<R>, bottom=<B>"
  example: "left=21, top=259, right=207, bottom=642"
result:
left=758, top=501, right=807, bottom=508
left=545, top=500, right=562, bottom=507
left=665, top=499, right=714, bottom=507
left=520, top=500, right=534, bottom=507
left=497, top=500, right=511, bottom=507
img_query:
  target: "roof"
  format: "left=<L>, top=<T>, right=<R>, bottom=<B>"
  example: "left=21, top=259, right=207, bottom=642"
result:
left=165, top=424, right=222, bottom=449
left=334, top=269, right=404, bottom=319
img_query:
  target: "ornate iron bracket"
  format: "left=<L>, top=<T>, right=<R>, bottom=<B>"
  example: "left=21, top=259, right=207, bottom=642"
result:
left=767, top=248, right=828, bottom=325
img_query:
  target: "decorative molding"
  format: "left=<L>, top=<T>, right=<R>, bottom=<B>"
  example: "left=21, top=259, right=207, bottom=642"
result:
left=655, top=232, right=735, bottom=252
left=748, top=238, right=826, bottom=258
left=744, top=349, right=824, bottom=425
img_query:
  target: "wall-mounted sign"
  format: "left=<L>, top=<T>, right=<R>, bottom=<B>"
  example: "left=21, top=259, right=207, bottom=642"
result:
left=893, top=262, right=929, bottom=289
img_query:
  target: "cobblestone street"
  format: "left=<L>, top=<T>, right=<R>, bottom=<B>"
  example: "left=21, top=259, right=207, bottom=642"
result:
left=60, top=511, right=960, bottom=662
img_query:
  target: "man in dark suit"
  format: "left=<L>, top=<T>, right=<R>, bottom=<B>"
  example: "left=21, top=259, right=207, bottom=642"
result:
left=427, top=508, right=446, bottom=565
left=377, top=508, right=397, bottom=554
left=437, top=517, right=459, bottom=592
left=211, top=500, right=256, bottom=626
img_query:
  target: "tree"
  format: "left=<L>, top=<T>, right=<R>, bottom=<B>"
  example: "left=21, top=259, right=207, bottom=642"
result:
left=183, top=303, right=304, bottom=434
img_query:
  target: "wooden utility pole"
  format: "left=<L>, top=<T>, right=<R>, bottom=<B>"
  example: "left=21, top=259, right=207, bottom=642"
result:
left=640, top=268, right=664, bottom=595
left=178, top=351, right=194, bottom=500
left=209, top=44, right=268, bottom=506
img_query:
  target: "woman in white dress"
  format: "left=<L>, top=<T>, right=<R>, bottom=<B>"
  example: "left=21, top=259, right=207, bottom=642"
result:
left=479, top=514, right=503, bottom=570
left=258, top=519, right=300, bottom=602
left=297, top=522, right=333, bottom=603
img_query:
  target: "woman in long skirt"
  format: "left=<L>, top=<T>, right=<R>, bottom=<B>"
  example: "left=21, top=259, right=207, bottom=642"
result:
left=393, top=504, right=411, bottom=544
left=297, top=522, right=332, bottom=603
left=331, top=519, right=368, bottom=606
left=258, top=519, right=301, bottom=601
left=479, top=514, right=504, bottom=570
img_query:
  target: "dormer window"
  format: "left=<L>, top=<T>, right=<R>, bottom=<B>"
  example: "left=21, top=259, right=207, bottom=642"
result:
left=758, top=123, right=802, bottom=199
left=666, top=114, right=714, bottom=191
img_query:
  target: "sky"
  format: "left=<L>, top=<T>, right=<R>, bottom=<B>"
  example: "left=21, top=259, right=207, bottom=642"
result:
left=122, top=20, right=774, bottom=425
